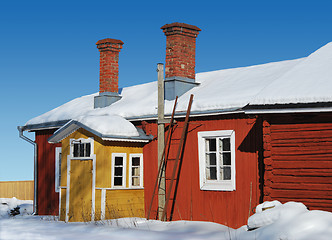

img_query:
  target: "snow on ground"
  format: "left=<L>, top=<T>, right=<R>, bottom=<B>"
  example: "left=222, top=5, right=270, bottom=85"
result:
left=0, top=198, right=33, bottom=218
left=1, top=198, right=332, bottom=240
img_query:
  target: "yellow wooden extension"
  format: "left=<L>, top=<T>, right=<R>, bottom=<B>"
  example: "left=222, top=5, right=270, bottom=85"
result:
left=58, top=128, right=145, bottom=222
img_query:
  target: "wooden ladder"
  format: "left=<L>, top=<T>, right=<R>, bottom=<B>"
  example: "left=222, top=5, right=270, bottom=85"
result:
left=147, top=94, right=194, bottom=221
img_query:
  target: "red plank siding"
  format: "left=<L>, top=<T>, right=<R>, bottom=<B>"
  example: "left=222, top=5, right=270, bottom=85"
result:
left=35, top=129, right=60, bottom=215
left=263, top=114, right=332, bottom=212
left=142, top=114, right=262, bottom=228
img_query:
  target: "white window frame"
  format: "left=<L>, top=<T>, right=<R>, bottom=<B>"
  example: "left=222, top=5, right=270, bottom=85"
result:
left=198, top=130, right=236, bottom=191
left=129, top=153, right=144, bottom=188
left=55, top=147, right=62, bottom=192
left=69, top=137, right=94, bottom=160
left=111, top=153, right=127, bottom=189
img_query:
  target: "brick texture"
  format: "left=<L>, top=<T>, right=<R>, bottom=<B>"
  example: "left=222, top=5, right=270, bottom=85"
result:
left=161, top=23, right=201, bottom=80
left=96, top=38, right=124, bottom=93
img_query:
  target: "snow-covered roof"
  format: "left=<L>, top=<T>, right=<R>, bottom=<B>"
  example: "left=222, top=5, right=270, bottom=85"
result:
left=48, top=114, right=153, bottom=143
left=250, top=42, right=332, bottom=105
left=24, top=42, right=332, bottom=130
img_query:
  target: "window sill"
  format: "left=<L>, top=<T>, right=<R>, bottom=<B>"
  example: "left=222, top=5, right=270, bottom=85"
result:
left=200, top=182, right=235, bottom=191
left=110, top=187, right=144, bottom=190
left=70, top=157, right=93, bottom=160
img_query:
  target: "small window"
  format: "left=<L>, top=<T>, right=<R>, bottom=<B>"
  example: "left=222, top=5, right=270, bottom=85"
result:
left=55, top=147, right=62, bottom=192
left=129, top=154, right=143, bottom=188
left=198, top=130, right=235, bottom=191
left=70, top=138, right=93, bottom=159
left=112, top=153, right=126, bottom=188
left=73, top=142, right=91, bottom=157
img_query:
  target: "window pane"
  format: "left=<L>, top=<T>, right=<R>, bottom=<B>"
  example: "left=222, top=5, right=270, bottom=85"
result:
left=73, top=144, right=79, bottom=157
left=115, top=166, right=122, bottom=176
left=223, top=153, right=231, bottom=165
left=132, top=177, right=139, bottom=186
left=132, top=167, right=140, bottom=177
left=115, top=157, right=123, bottom=166
left=209, top=167, right=217, bottom=180
left=85, top=143, right=91, bottom=157
left=59, top=152, right=62, bottom=183
left=222, top=138, right=230, bottom=151
left=223, top=167, right=231, bottom=180
left=132, top=157, right=140, bottom=166
left=114, top=177, right=122, bottom=186
left=206, top=153, right=216, bottom=166
left=206, top=139, right=216, bottom=151
left=79, top=143, right=85, bottom=157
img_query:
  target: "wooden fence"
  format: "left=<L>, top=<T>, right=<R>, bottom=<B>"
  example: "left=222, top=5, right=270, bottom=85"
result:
left=0, top=180, right=34, bottom=200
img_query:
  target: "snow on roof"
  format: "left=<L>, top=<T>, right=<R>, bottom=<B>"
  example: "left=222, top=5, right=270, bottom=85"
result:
left=77, top=114, right=139, bottom=137
left=250, top=42, right=332, bottom=105
left=25, top=42, right=332, bottom=128
left=48, top=114, right=153, bottom=143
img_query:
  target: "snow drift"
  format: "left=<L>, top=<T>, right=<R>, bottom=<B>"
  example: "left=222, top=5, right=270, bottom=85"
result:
left=1, top=198, right=332, bottom=240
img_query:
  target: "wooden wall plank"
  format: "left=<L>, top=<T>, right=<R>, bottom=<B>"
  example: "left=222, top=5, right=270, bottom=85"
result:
left=35, top=129, right=60, bottom=215
left=0, top=181, right=34, bottom=200
left=263, top=114, right=332, bottom=213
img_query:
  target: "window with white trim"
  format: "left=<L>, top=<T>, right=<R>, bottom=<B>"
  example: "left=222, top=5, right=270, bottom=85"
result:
left=55, top=147, right=62, bottom=192
left=111, top=153, right=127, bottom=188
left=129, top=154, right=143, bottom=188
left=70, top=138, right=93, bottom=159
left=198, top=130, right=235, bottom=191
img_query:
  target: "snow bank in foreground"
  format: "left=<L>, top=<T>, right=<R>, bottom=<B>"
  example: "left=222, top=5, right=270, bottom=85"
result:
left=0, top=198, right=33, bottom=217
left=1, top=200, right=332, bottom=240
left=0, top=216, right=232, bottom=240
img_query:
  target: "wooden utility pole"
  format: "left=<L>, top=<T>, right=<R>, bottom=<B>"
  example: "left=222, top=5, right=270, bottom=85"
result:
left=157, top=63, right=166, bottom=220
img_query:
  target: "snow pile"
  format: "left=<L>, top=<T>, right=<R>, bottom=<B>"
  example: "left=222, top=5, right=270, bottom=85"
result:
left=247, top=200, right=307, bottom=229
left=1, top=200, right=332, bottom=239
left=75, top=114, right=139, bottom=137
left=0, top=198, right=33, bottom=217
left=234, top=201, right=332, bottom=240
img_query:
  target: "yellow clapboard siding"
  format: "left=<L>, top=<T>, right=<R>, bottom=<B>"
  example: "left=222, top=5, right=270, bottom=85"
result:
left=95, top=189, right=102, bottom=221
left=105, top=189, right=145, bottom=219
left=60, top=142, right=70, bottom=187
left=68, top=159, right=93, bottom=222
left=98, top=141, right=143, bottom=188
left=0, top=181, right=34, bottom=200
left=59, top=188, right=66, bottom=221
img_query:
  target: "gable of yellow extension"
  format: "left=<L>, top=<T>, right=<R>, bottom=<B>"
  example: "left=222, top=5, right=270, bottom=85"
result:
left=58, top=128, right=146, bottom=222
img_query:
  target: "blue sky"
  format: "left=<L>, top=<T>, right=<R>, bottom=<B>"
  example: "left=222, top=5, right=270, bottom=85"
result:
left=1, top=0, right=332, bottom=181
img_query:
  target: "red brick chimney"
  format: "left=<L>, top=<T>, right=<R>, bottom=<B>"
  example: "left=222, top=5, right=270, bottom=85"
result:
left=161, top=22, right=201, bottom=80
left=94, top=38, right=124, bottom=108
left=161, top=22, right=201, bottom=100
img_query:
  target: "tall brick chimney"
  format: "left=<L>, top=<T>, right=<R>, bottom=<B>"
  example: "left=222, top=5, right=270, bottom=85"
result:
left=94, top=38, right=124, bottom=108
left=161, top=22, right=201, bottom=100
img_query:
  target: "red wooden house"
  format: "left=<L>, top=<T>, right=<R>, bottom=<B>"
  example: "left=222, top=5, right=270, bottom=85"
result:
left=19, top=22, right=332, bottom=228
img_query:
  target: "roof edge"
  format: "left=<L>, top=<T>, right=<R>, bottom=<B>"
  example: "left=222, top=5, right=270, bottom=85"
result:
left=48, top=120, right=153, bottom=144
left=22, top=120, right=70, bottom=132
